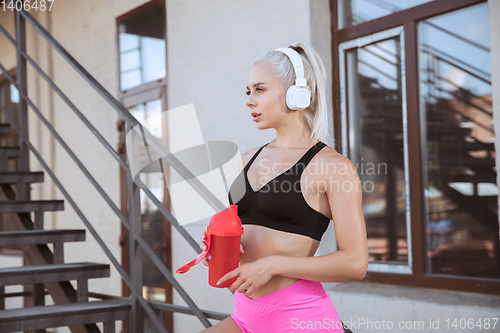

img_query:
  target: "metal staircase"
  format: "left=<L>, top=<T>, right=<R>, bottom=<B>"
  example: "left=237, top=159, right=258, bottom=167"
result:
left=0, top=7, right=230, bottom=333
left=0, top=123, right=131, bottom=333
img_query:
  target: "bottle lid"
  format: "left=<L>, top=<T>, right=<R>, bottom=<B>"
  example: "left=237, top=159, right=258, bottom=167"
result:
left=207, top=204, right=243, bottom=236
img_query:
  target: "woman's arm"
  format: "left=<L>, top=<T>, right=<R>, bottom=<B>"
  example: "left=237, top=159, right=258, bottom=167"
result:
left=269, top=152, right=369, bottom=283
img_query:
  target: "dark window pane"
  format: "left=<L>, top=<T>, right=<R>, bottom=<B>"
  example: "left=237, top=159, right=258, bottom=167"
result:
left=419, top=2, right=499, bottom=279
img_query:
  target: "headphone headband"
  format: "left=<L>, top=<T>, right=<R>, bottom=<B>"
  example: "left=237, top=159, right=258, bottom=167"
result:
left=274, top=47, right=307, bottom=87
left=274, top=45, right=311, bottom=110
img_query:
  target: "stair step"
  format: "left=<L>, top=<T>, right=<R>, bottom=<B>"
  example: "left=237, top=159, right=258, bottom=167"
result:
left=0, top=229, right=85, bottom=246
left=0, top=200, right=64, bottom=213
left=0, top=262, right=110, bottom=286
left=440, top=156, right=495, bottom=167
left=442, top=174, right=495, bottom=183
left=0, top=146, right=21, bottom=158
left=0, top=300, right=130, bottom=332
left=0, top=171, right=44, bottom=184
left=0, top=124, right=11, bottom=135
left=439, top=140, right=495, bottom=151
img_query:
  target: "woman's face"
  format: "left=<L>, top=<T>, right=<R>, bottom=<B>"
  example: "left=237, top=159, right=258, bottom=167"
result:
left=245, top=62, right=289, bottom=129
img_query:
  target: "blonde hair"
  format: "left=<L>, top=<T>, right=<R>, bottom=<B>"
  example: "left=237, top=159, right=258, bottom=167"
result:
left=253, top=41, right=334, bottom=146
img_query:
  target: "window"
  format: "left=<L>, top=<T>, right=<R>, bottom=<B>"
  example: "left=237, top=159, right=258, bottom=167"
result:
left=339, top=27, right=411, bottom=273
left=334, top=0, right=499, bottom=294
left=118, top=1, right=166, bottom=91
left=338, top=0, right=435, bottom=28
left=418, top=2, right=497, bottom=279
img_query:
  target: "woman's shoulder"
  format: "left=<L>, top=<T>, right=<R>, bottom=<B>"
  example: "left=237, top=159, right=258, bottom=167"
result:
left=237, top=145, right=264, bottom=173
left=317, top=143, right=343, bottom=162
left=317, top=144, right=359, bottom=179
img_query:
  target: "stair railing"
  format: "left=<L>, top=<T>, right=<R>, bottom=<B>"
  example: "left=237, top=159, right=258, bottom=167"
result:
left=0, top=7, right=232, bottom=332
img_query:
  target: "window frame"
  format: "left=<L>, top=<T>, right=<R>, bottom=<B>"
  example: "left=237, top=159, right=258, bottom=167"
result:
left=330, top=0, right=500, bottom=295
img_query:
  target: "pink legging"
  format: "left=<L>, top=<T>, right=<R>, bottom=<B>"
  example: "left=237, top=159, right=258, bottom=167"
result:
left=231, top=279, right=345, bottom=332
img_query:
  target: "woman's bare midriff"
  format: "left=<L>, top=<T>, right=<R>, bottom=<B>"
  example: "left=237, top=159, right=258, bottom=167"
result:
left=237, top=145, right=335, bottom=300
left=239, top=224, right=321, bottom=300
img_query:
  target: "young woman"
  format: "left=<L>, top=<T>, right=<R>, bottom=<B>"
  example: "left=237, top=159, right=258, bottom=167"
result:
left=198, top=41, right=368, bottom=333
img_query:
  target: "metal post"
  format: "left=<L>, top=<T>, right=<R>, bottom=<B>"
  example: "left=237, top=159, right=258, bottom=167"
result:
left=126, top=121, right=144, bottom=331
left=77, top=279, right=88, bottom=302
left=15, top=8, right=30, bottom=179
left=104, top=320, right=116, bottom=333
left=16, top=11, right=43, bottom=333
left=53, top=242, right=64, bottom=264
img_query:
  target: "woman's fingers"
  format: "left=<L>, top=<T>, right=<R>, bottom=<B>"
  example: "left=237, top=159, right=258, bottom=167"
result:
left=203, top=253, right=211, bottom=266
left=240, top=244, right=244, bottom=253
left=200, top=234, right=212, bottom=266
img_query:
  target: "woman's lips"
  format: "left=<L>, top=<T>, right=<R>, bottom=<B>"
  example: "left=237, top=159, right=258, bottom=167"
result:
left=251, top=112, right=262, bottom=122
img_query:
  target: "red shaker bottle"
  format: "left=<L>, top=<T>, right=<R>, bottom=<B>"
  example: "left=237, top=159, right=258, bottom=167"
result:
left=176, top=204, right=244, bottom=288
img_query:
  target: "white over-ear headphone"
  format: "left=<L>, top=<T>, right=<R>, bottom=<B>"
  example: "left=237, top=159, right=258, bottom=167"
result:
left=274, top=46, right=311, bottom=110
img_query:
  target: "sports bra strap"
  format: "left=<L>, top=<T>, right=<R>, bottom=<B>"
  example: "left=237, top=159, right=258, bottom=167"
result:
left=294, top=141, right=326, bottom=175
left=244, top=142, right=271, bottom=170
left=244, top=141, right=325, bottom=175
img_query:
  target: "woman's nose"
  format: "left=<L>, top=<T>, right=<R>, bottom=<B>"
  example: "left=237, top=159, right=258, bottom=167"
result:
left=246, top=94, right=256, bottom=108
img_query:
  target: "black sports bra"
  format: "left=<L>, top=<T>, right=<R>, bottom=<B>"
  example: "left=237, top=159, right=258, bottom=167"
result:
left=228, top=141, right=330, bottom=241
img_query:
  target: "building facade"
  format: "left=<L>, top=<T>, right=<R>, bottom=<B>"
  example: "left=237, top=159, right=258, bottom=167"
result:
left=0, top=0, right=499, bottom=332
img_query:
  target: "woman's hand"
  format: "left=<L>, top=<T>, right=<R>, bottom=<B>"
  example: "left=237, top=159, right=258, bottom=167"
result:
left=216, top=256, right=277, bottom=297
left=199, top=233, right=244, bottom=267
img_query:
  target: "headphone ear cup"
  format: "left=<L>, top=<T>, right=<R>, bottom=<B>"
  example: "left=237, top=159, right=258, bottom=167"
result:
left=286, top=85, right=311, bottom=110
left=286, top=86, right=297, bottom=110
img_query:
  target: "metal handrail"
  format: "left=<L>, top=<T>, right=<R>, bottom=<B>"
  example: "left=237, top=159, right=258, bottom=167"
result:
left=0, top=8, right=234, bottom=332
left=0, top=79, right=214, bottom=329
left=346, top=35, right=493, bottom=134
left=359, top=1, right=491, bottom=53
left=0, top=99, right=132, bottom=286
left=421, top=44, right=491, bottom=83
left=16, top=9, right=227, bottom=238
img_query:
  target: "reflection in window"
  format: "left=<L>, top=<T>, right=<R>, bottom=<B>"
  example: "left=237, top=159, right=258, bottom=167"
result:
left=345, top=34, right=410, bottom=266
left=419, top=2, right=499, bottom=279
left=118, top=3, right=166, bottom=91
left=338, top=0, right=434, bottom=29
